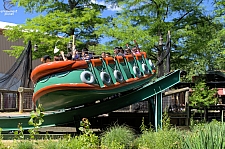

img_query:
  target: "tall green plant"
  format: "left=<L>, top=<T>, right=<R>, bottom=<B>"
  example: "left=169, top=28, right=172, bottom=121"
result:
left=183, top=120, right=225, bottom=149
left=28, top=104, right=45, bottom=139
left=190, top=80, right=217, bottom=107
left=100, top=124, right=135, bottom=149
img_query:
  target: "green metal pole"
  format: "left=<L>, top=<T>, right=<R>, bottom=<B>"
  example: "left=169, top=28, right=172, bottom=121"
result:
left=155, top=94, right=158, bottom=132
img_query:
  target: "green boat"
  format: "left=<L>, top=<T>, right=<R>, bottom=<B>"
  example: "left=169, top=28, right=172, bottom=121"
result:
left=31, top=52, right=156, bottom=111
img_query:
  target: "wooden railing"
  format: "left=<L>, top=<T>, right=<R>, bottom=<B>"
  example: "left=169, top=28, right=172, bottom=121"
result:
left=0, top=87, right=34, bottom=113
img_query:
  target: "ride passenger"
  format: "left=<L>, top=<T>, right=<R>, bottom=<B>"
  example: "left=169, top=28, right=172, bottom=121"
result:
left=106, top=52, right=111, bottom=57
left=41, top=55, right=51, bottom=63
left=114, top=47, right=123, bottom=56
left=72, top=50, right=80, bottom=60
left=125, top=48, right=132, bottom=55
left=60, top=51, right=72, bottom=61
left=118, top=47, right=125, bottom=56
left=81, top=48, right=91, bottom=60
left=101, top=52, right=106, bottom=58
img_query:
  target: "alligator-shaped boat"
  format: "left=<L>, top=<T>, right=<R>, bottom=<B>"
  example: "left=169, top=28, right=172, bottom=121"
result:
left=31, top=52, right=156, bottom=111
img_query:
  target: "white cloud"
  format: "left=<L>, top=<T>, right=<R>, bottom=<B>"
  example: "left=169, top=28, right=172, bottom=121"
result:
left=0, top=21, right=17, bottom=29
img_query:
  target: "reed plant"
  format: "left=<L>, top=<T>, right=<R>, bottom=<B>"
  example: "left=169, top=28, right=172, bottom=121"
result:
left=182, top=120, right=225, bottom=149
left=100, top=124, right=136, bottom=149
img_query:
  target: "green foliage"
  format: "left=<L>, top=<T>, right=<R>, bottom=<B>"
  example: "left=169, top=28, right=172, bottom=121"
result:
left=140, top=117, right=149, bottom=133
left=14, top=104, right=44, bottom=140
left=96, top=0, right=225, bottom=80
left=182, top=120, right=225, bottom=149
left=134, top=128, right=182, bottom=149
left=100, top=124, right=135, bottom=149
left=14, top=140, right=34, bottom=149
left=189, top=80, right=218, bottom=107
left=28, top=104, right=45, bottom=139
left=162, top=111, right=172, bottom=130
left=79, top=118, right=92, bottom=134
left=14, top=123, right=25, bottom=140
left=58, top=118, right=99, bottom=149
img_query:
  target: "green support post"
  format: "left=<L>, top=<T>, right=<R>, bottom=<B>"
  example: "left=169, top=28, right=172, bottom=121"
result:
left=154, top=91, right=162, bottom=132
left=148, top=97, right=155, bottom=127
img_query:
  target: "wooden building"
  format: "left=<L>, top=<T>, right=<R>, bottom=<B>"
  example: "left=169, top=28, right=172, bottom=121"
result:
left=0, top=21, right=41, bottom=75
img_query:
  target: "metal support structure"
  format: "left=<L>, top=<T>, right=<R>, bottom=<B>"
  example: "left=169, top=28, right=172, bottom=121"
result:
left=154, top=92, right=162, bottom=131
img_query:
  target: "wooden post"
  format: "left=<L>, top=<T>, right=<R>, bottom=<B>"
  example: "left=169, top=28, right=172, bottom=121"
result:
left=185, top=90, right=189, bottom=126
left=18, top=91, right=24, bottom=113
left=18, top=87, right=34, bottom=113
left=0, top=92, right=3, bottom=110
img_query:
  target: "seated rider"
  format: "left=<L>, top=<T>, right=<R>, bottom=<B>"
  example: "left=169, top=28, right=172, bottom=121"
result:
left=41, top=55, right=51, bottom=63
left=81, top=48, right=91, bottom=60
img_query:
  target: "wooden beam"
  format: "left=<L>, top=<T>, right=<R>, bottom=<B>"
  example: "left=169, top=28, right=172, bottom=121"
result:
left=0, top=89, right=17, bottom=93
left=18, top=87, right=33, bottom=93
left=164, top=87, right=189, bottom=96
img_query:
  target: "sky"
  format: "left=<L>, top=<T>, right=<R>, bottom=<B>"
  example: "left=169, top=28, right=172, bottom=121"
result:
left=0, top=1, right=119, bottom=25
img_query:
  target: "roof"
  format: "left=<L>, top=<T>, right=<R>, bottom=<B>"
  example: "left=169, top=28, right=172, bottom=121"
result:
left=0, top=21, right=17, bottom=30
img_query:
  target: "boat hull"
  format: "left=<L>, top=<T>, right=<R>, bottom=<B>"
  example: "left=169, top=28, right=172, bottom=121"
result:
left=31, top=53, right=156, bottom=111
left=35, top=74, right=154, bottom=110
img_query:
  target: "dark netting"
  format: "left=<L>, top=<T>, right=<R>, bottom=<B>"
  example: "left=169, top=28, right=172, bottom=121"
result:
left=0, top=41, right=32, bottom=90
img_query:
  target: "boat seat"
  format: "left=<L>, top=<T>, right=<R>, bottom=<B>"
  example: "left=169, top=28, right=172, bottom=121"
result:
left=114, top=56, right=129, bottom=81
left=140, top=52, right=154, bottom=74
left=102, top=57, right=117, bottom=84
left=124, top=55, right=142, bottom=78
left=90, top=58, right=114, bottom=87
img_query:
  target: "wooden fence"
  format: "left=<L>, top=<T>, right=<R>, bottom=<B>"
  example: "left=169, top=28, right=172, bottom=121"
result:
left=0, top=87, right=34, bottom=113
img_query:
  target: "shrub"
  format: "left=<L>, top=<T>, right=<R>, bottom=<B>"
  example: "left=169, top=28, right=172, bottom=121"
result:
left=100, top=124, right=136, bottom=149
left=13, top=140, right=34, bottom=149
left=134, top=128, right=182, bottom=149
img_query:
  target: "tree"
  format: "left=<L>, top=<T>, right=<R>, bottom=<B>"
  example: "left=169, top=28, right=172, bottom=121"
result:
left=190, top=81, right=217, bottom=107
left=3, top=0, right=107, bottom=59
left=96, top=0, right=224, bottom=79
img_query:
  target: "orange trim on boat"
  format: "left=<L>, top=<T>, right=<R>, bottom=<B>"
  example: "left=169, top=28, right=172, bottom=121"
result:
left=135, top=54, right=143, bottom=60
left=124, top=55, right=134, bottom=62
left=31, top=60, right=88, bottom=84
left=91, top=59, right=102, bottom=67
left=115, top=56, right=124, bottom=63
left=140, top=52, right=147, bottom=58
left=33, top=74, right=154, bottom=103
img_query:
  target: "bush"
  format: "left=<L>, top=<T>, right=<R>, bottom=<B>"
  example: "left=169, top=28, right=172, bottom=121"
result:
left=100, top=124, right=136, bottom=149
left=134, top=128, right=182, bottom=149
left=14, top=140, right=34, bottom=149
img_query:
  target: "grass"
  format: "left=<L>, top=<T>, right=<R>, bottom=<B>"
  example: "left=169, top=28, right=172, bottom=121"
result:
left=1, top=120, right=225, bottom=149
